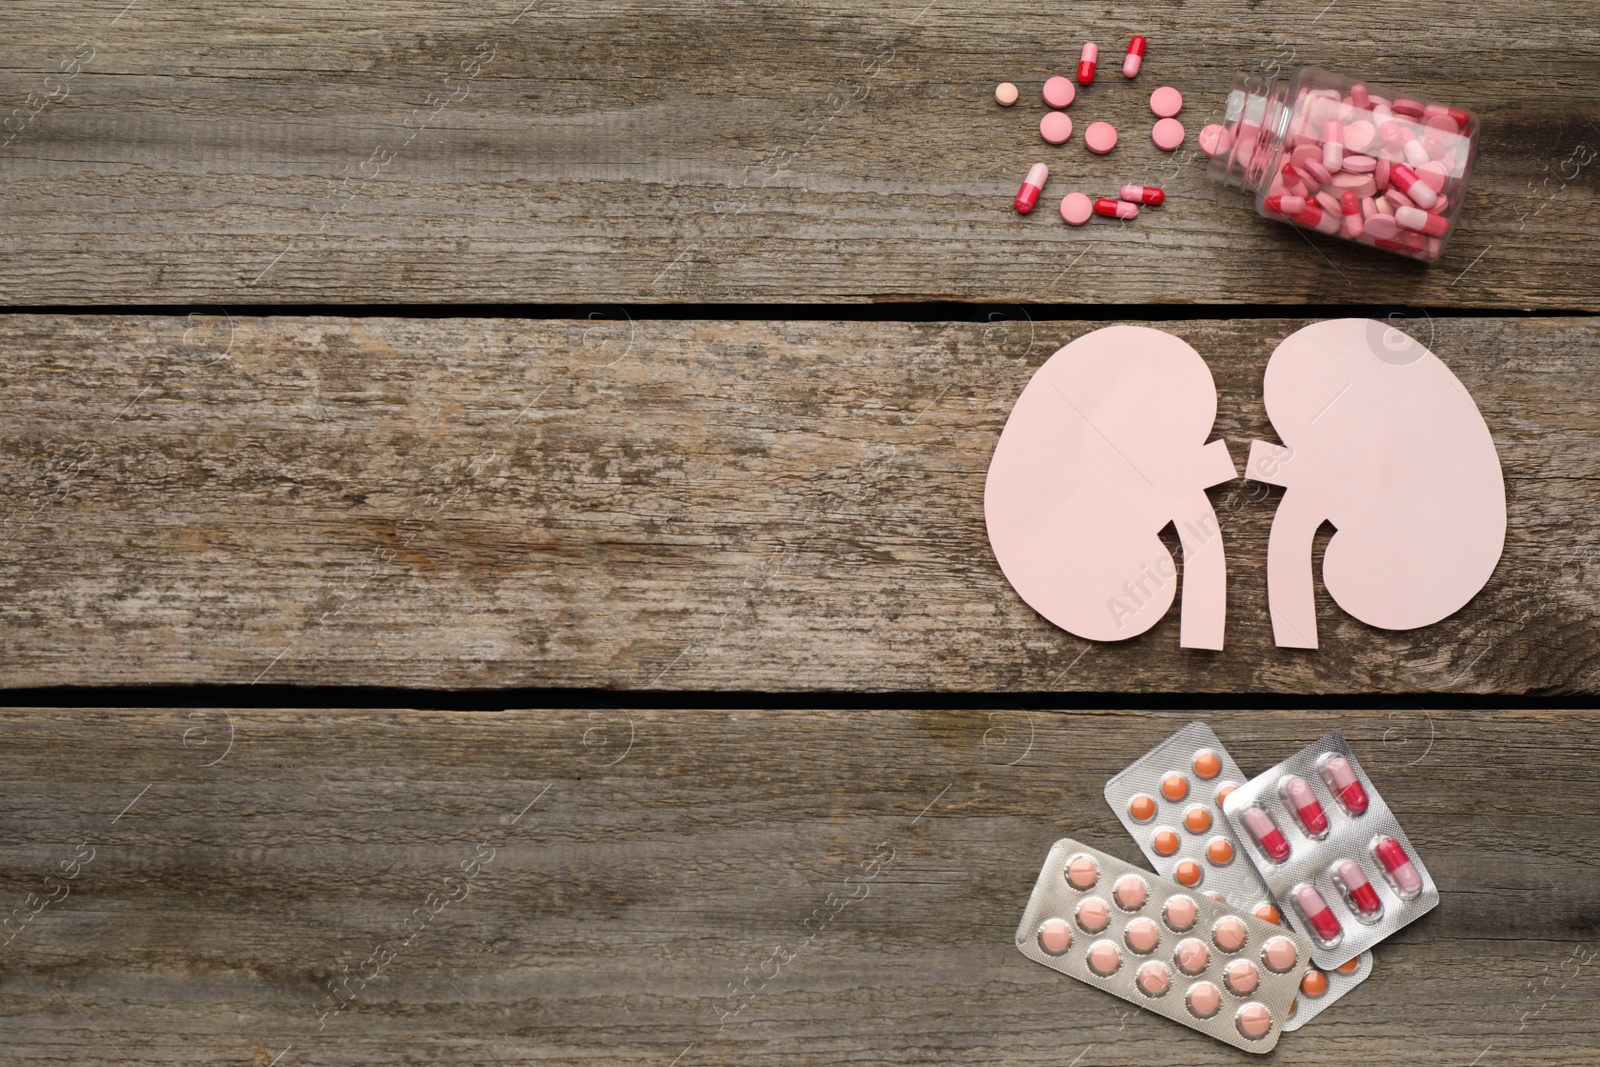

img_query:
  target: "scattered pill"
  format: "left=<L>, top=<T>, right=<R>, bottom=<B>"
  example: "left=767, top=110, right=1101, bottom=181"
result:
left=1077, top=895, right=1111, bottom=932
left=1088, top=939, right=1122, bottom=976
left=1212, top=916, right=1247, bottom=953
left=1206, top=837, right=1234, bottom=866
left=1242, top=805, right=1291, bottom=861
left=1151, top=117, right=1185, bottom=151
left=1261, top=936, right=1298, bottom=973
left=1037, top=917, right=1072, bottom=954
left=1042, top=75, right=1076, bottom=109
left=1126, top=916, right=1161, bottom=953
left=1319, top=756, right=1369, bottom=814
left=1150, top=86, right=1183, bottom=118
left=1085, top=120, right=1118, bottom=154
left=1065, top=852, right=1098, bottom=888
left=1015, top=162, right=1050, bottom=213
left=1153, top=828, right=1180, bottom=855
left=1121, top=183, right=1165, bottom=206
left=1283, top=776, right=1330, bottom=836
left=1078, top=42, right=1098, bottom=85
left=1123, top=36, right=1147, bottom=78
left=1136, top=959, right=1171, bottom=996
left=1334, top=858, right=1384, bottom=917
left=1175, top=937, right=1210, bottom=975
left=1235, top=1002, right=1273, bottom=1040
left=1198, top=123, right=1230, bottom=156
left=1164, top=895, right=1198, bottom=931
left=1186, top=980, right=1221, bottom=1018
left=1040, top=111, right=1073, bottom=145
left=1115, top=874, right=1150, bottom=911
left=1225, top=959, right=1261, bottom=996
left=1127, top=792, right=1158, bottom=822
left=1300, top=969, right=1328, bottom=997
left=1096, top=196, right=1137, bottom=219
left=1161, top=771, right=1189, bottom=801
left=1293, top=884, right=1343, bottom=945
left=995, top=82, right=1019, bottom=107
left=1183, top=805, right=1211, bottom=834
left=1374, top=836, right=1424, bottom=897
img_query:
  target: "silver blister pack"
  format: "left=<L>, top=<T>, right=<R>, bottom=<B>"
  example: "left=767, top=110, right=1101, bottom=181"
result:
left=1101, top=722, right=1373, bottom=1031
left=1016, top=838, right=1312, bottom=1054
left=1222, top=733, right=1439, bottom=970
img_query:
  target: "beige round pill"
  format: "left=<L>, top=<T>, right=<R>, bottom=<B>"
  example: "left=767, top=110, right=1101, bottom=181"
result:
left=995, top=82, right=1019, bottom=107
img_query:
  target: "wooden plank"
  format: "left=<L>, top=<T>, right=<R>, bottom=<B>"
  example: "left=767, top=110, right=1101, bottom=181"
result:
left=0, top=314, right=1595, bottom=693
left=0, top=707, right=1595, bottom=1065
left=0, top=2, right=1595, bottom=306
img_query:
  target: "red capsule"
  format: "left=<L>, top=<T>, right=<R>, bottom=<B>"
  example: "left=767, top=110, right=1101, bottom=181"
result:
left=1014, top=162, right=1049, bottom=214
left=1319, top=756, right=1369, bottom=815
left=1293, top=884, right=1343, bottom=944
left=1374, top=836, right=1424, bottom=897
left=1264, top=194, right=1305, bottom=215
left=1282, top=776, right=1329, bottom=836
left=1078, top=42, right=1098, bottom=86
left=1120, top=184, right=1164, bottom=206
left=1122, top=36, right=1146, bottom=78
left=1094, top=197, right=1137, bottom=219
left=1334, top=859, right=1383, bottom=917
left=1242, top=805, right=1290, bottom=862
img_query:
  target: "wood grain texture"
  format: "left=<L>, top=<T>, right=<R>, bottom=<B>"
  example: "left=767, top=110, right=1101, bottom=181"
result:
left=1, top=314, right=1596, bottom=693
left=0, top=1, right=1596, bottom=306
left=0, top=707, right=1596, bottom=1066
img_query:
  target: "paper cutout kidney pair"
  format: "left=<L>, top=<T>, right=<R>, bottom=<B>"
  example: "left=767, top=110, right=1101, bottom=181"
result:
left=984, top=321, right=1506, bottom=650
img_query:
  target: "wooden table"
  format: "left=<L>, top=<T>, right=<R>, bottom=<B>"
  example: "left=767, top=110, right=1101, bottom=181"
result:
left=3, top=1, right=1598, bottom=1064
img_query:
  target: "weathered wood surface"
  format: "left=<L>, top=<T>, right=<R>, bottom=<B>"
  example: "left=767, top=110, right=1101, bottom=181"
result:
left=0, top=2, right=1596, bottom=306
left=1, top=314, right=1595, bottom=693
left=0, top=707, right=1595, bottom=1066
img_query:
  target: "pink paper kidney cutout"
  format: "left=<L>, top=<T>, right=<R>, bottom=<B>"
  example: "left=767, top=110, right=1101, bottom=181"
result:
left=985, top=325, right=1238, bottom=650
left=1246, top=318, right=1506, bottom=649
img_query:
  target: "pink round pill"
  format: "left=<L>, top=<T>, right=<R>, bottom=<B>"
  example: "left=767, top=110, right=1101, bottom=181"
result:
left=1060, top=191, right=1093, bottom=226
left=1342, top=154, right=1377, bottom=173
left=1302, top=158, right=1333, bottom=185
left=1151, top=117, right=1184, bottom=151
left=1198, top=123, right=1231, bottom=156
left=1364, top=213, right=1399, bottom=240
left=1040, top=111, right=1073, bottom=145
left=1149, top=86, right=1183, bottom=118
left=1084, top=120, right=1118, bottom=154
left=1037, top=917, right=1072, bottom=955
left=1088, top=939, right=1122, bottom=976
left=1342, top=119, right=1377, bottom=153
left=1186, top=981, right=1221, bottom=1019
left=1042, top=76, right=1076, bottom=110
left=1236, top=1003, right=1273, bottom=1040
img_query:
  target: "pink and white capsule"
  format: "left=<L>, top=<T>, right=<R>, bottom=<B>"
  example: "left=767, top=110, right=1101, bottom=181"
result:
left=1322, top=121, right=1344, bottom=171
left=1123, top=36, right=1146, bottom=78
left=1389, top=164, right=1439, bottom=209
left=1015, top=163, right=1049, bottom=214
left=1334, top=859, right=1383, bottom=917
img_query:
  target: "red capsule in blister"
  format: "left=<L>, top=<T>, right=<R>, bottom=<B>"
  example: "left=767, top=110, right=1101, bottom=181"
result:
left=1319, top=755, right=1369, bottom=814
left=1281, top=776, right=1329, bottom=837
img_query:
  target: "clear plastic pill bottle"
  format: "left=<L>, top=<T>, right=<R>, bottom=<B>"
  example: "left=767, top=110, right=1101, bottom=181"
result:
left=1205, top=67, right=1479, bottom=262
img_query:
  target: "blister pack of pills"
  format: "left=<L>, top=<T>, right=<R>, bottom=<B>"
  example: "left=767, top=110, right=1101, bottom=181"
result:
left=1222, top=733, right=1438, bottom=969
left=1016, top=838, right=1312, bottom=1053
left=1102, top=722, right=1373, bottom=1031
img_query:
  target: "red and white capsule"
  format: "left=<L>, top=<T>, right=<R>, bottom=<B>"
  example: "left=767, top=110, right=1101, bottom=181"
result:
left=1333, top=859, right=1383, bottom=918
left=1293, top=884, right=1343, bottom=945
left=1319, top=756, right=1369, bottom=815
left=1120, top=184, right=1165, bottom=206
left=1340, top=190, right=1363, bottom=237
left=1014, top=162, right=1049, bottom=214
left=1078, top=42, right=1098, bottom=86
left=1374, top=837, right=1424, bottom=899
left=1095, top=197, right=1137, bottom=219
left=1390, top=165, right=1439, bottom=210
left=1122, top=36, right=1146, bottom=78
left=1281, top=776, right=1330, bottom=837
left=1242, top=805, right=1290, bottom=862
left=1395, top=206, right=1450, bottom=237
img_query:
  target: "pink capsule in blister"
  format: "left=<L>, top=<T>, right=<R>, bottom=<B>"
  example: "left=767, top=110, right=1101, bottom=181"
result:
left=1331, top=859, right=1383, bottom=921
left=1292, top=884, right=1343, bottom=947
left=1280, top=776, right=1329, bottom=838
left=1317, top=755, right=1369, bottom=815
left=1242, top=805, right=1291, bottom=862
left=1373, top=836, right=1424, bottom=899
